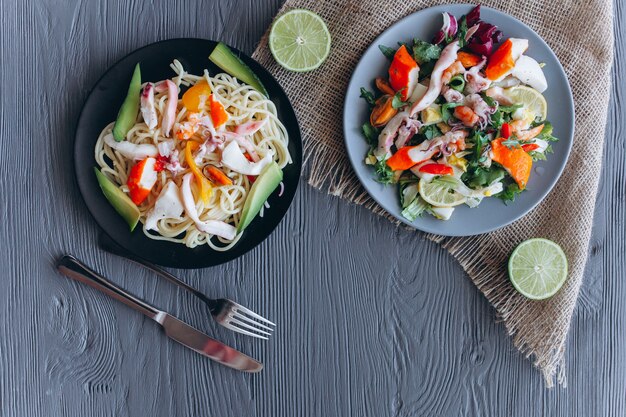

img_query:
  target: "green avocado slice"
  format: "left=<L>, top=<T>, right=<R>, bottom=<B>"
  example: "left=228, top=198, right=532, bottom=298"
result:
left=238, top=162, right=283, bottom=232
left=94, top=167, right=140, bottom=231
left=112, top=63, right=142, bottom=141
left=209, top=42, right=268, bottom=97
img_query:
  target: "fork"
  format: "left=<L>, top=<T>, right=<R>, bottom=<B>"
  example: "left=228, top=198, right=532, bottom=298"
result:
left=99, top=236, right=275, bottom=340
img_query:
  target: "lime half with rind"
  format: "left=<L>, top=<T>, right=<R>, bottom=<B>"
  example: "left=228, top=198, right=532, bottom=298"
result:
left=508, top=238, right=568, bottom=300
left=269, top=9, right=331, bottom=72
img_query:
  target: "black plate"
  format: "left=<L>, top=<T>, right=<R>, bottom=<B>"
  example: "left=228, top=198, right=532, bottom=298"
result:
left=74, top=39, right=301, bottom=269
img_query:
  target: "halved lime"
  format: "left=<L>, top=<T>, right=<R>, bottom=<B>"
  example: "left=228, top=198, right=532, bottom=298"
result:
left=269, top=9, right=331, bottom=72
left=508, top=238, right=568, bottom=300
left=418, top=179, right=466, bottom=207
left=504, top=85, right=548, bottom=120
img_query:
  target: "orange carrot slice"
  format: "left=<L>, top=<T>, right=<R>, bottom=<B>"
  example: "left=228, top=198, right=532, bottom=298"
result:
left=457, top=51, right=481, bottom=68
left=205, top=166, right=233, bottom=186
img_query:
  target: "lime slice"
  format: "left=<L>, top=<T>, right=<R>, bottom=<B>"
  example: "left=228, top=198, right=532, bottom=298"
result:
left=418, top=179, right=466, bottom=208
left=508, top=238, right=568, bottom=300
left=504, top=85, right=548, bottom=120
left=269, top=9, right=331, bottom=72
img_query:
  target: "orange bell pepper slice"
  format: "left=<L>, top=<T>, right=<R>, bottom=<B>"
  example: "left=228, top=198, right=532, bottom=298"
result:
left=182, top=80, right=211, bottom=112
left=185, top=141, right=213, bottom=203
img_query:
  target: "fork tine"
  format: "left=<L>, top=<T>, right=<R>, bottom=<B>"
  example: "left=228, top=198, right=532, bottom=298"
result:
left=231, top=311, right=274, bottom=331
left=232, top=304, right=276, bottom=326
left=228, top=317, right=272, bottom=336
left=222, top=321, right=269, bottom=340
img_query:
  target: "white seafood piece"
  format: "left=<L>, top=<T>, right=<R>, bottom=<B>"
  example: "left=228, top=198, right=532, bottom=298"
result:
left=234, top=119, right=267, bottom=136
left=140, top=83, right=158, bottom=129
left=395, top=117, right=422, bottom=149
left=493, top=76, right=521, bottom=88
left=145, top=181, right=184, bottom=231
left=157, top=139, right=176, bottom=157
left=373, top=111, right=408, bottom=159
left=180, top=173, right=237, bottom=240
left=104, top=133, right=158, bottom=160
left=464, top=57, right=491, bottom=94
left=220, top=140, right=273, bottom=175
left=164, top=149, right=184, bottom=176
left=410, top=41, right=460, bottom=116
left=442, top=85, right=464, bottom=103
left=155, top=80, right=178, bottom=137
left=485, top=86, right=513, bottom=105
left=511, top=55, right=548, bottom=93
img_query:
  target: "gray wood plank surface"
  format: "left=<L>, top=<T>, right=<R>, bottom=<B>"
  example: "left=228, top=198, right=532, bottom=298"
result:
left=1, top=0, right=624, bottom=416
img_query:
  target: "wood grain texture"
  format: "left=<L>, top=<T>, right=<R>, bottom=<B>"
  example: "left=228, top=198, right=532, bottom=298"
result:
left=0, top=0, right=624, bottom=416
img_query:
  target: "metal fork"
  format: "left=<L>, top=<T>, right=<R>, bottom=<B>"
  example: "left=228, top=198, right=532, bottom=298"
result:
left=99, top=236, right=275, bottom=340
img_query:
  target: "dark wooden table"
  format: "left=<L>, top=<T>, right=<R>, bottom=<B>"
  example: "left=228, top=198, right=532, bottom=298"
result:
left=1, top=0, right=624, bottom=415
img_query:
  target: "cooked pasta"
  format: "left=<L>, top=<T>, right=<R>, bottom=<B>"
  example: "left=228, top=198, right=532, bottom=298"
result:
left=95, top=60, right=290, bottom=250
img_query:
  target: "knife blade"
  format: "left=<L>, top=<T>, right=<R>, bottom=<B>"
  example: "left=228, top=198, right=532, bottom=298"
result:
left=57, top=255, right=262, bottom=373
left=156, top=312, right=263, bottom=372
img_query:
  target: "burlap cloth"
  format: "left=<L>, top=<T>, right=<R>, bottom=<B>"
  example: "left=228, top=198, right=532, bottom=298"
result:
left=253, top=0, right=613, bottom=387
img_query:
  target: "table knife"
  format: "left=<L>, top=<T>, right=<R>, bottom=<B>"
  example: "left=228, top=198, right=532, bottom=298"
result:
left=56, top=255, right=263, bottom=373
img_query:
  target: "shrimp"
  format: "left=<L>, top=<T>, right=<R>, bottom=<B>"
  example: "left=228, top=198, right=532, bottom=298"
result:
left=485, top=86, right=513, bottom=105
left=515, top=124, right=544, bottom=141
left=453, top=105, right=479, bottom=127
left=509, top=119, right=530, bottom=132
left=442, top=60, right=465, bottom=84
left=174, top=113, right=201, bottom=140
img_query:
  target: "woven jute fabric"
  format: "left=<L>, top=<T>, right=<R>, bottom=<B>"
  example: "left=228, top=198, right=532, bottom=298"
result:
left=253, top=0, right=613, bottom=387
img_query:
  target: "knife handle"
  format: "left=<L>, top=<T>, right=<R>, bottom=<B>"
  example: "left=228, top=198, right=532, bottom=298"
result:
left=57, top=255, right=161, bottom=320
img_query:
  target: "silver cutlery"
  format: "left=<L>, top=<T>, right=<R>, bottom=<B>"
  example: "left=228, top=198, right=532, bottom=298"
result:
left=56, top=255, right=263, bottom=373
left=99, top=237, right=275, bottom=340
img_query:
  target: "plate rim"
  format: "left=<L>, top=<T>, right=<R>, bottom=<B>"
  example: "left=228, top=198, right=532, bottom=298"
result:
left=74, top=37, right=302, bottom=268
left=342, top=4, right=575, bottom=237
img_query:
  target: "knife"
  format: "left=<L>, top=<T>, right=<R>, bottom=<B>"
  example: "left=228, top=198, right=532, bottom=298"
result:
left=56, top=255, right=263, bottom=373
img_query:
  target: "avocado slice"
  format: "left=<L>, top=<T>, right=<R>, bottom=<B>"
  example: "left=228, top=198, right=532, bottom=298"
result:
left=94, top=167, right=140, bottom=231
left=209, top=42, right=268, bottom=97
left=421, top=104, right=443, bottom=125
left=112, top=63, right=142, bottom=141
left=238, top=162, right=283, bottom=232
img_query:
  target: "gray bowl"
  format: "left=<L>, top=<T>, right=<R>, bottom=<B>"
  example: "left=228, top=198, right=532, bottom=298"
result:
left=343, top=4, right=574, bottom=236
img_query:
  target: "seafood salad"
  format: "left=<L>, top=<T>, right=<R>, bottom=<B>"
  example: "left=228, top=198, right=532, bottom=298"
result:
left=360, top=5, right=558, bottom=221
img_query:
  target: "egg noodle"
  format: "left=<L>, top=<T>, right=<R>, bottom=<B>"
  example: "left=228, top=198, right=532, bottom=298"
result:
left=95, top=60, right=291, bottom=250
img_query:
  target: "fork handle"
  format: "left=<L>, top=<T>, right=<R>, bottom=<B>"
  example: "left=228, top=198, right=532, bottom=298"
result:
left=57, top=255, right=161, bottom=320
left=98, top=235, right=212, bottom=304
